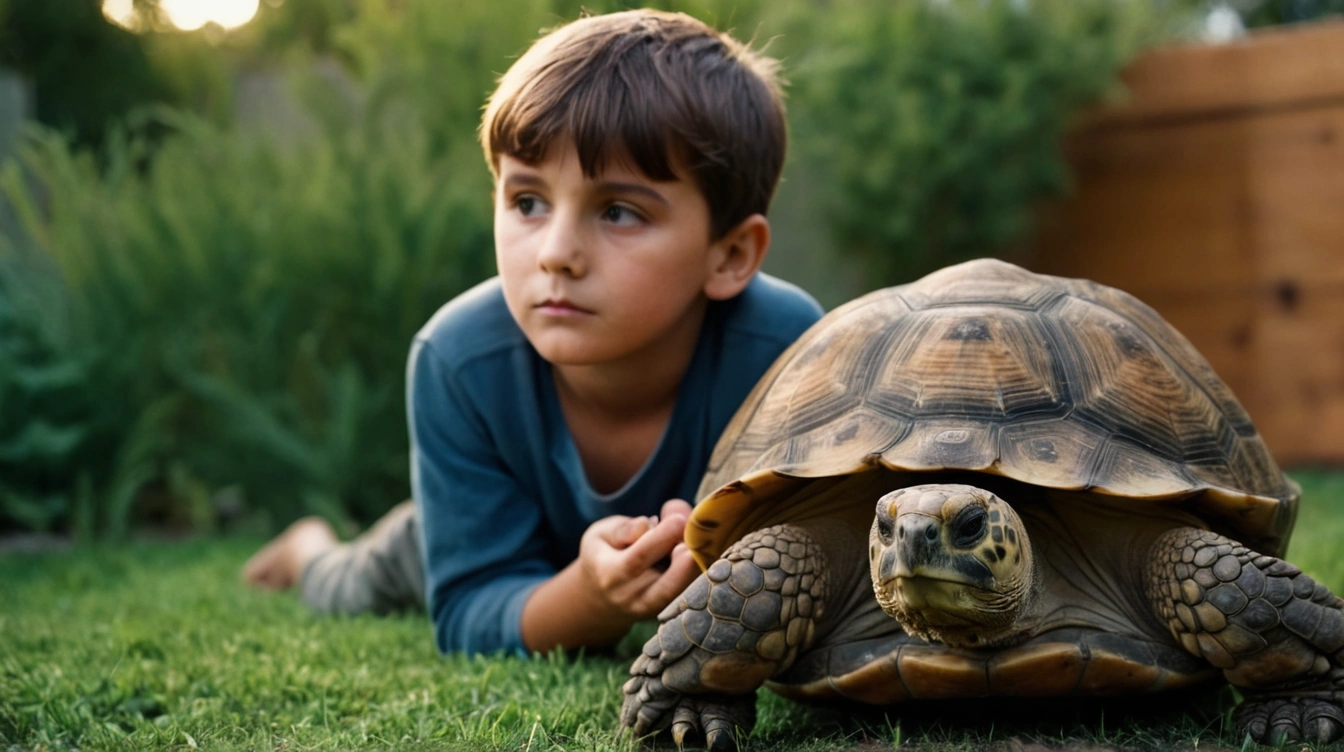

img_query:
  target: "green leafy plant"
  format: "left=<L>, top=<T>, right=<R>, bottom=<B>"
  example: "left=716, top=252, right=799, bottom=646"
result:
left=0, top=244, right=88, bottom=533
left=783, top=0, right=1166, bottom=284
left=0, top=102, right=493, bottom=537
left=1237, top=0, right=1344, bottom=26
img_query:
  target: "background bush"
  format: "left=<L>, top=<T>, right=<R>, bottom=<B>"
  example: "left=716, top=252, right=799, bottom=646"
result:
left=781, top=0, right=1162, bottom=282
left=1237, top=0, right=1344, bottom=26
left=0, top=109, right=493, bottom=536
left=0, top=0, right=1190, bottom=537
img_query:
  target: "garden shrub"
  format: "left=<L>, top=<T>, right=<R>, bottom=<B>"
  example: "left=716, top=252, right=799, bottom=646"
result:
left=0, top=107, right=493, bottom=536
left=1238, top=0, right=1344, bottom=26
left=782, top=0, right=1163, bottom=284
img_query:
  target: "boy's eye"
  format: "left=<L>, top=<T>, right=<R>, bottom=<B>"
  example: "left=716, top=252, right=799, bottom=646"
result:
left=516, top=196, right=539, bottom=216
left=601, top=204, right=641, bottom=226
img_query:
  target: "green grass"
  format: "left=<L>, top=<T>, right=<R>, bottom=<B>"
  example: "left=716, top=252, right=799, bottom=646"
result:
left=4, top=471, right=1344, bottom=751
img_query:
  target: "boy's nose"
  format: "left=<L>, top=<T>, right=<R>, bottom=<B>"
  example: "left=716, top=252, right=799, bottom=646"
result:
left=536, top=214, right=586, bottom=277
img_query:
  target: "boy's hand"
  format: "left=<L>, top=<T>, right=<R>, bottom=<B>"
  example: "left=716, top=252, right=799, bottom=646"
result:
left=579, top=499, right=699, bottom=620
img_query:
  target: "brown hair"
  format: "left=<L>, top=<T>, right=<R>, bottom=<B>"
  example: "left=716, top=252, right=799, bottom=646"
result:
left=480, top=10, right=787, bottom=240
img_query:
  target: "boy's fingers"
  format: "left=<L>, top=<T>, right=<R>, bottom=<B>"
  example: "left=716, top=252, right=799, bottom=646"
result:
left=621, top=513, right=686, bottom=573
left=579, top=517, right=637, bottom=590
left=615, top=516, right=656, bottom=548
left=661, top=498, right=693, bottom=520
left=587, top=513, right=694, bottom=608
left=589, top=514, right=649, bottom=549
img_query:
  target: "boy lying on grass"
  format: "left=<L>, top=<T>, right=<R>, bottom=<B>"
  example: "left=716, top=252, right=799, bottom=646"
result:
left=243, top=8, right=823, bottom=656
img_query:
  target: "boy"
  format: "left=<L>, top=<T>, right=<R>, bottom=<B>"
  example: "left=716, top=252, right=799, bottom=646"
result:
left=243, top=8, right=823, bottom=656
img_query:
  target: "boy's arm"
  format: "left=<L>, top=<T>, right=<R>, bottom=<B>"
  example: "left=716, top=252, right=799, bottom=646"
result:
left=410, top=338, right=555, bottom=655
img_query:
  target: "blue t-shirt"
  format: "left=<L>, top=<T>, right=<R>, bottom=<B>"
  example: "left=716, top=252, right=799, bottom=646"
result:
left=408, top=273, right=823, bottom=655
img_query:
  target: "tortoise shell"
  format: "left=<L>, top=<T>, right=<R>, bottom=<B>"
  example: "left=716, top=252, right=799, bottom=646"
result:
left=687, top=258, right=1298, bottom=569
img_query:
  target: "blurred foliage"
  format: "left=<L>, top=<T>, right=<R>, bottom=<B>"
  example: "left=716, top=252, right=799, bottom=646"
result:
left=0, top=106, right=493, bottom=535
left=0, top=0, right=1197, bottom=537
left=1236, top=0, right=1344, bottom=26
left=780, top=0, right=1171, bottom=282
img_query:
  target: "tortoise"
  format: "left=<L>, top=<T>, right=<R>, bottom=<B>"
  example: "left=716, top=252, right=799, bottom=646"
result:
left=620, top=258, right=1344, bottom=750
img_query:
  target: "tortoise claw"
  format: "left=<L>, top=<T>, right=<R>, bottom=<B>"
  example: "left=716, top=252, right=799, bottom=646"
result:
left=622, top=666, right=753, bottom=749
left=664, top=696, right=750, bottom=751
left=1237, top=697, right=1344, bottom=745
left=1303, top=702, right=1344, bottom=744
left=702, top=717, right=739, bottom=751
left=671, top=704, right=698, bottom=749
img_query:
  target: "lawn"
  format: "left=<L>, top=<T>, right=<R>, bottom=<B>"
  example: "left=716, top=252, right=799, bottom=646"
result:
left=4, top=472, right=1344, bottom=751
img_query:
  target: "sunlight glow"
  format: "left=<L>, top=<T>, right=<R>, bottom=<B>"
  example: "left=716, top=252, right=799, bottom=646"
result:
left=162, top=0, right=259, bottom=31
left=102, top=0, right=137, bottom=29
left=103, top=0, right=261, bottom=32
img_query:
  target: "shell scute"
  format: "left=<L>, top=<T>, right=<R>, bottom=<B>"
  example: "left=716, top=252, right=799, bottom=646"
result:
left=1048, top=296, right=1240, bottom=471
left=986, top=641, right=1086, bottom=695
left=896, top=645, right=991, bottom=698
left=995, top=421, right=1102, bottom=490
left=867, top=307, right=1064, bottom=424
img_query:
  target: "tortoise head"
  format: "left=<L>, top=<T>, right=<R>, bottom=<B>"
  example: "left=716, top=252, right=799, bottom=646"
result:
left=869, top=483, right=1036, bottom=648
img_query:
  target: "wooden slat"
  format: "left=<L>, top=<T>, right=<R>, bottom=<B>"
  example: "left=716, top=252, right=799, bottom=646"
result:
left=1248, top=288, right=1344, bottom=464
left=1033, top=114, right=1254, bottom=295
left=1085, top=19, right=1344, bottom=128
left=1247, top=107, right=1344, bottom=286
left=1038, top=104, right=1344, bottom=292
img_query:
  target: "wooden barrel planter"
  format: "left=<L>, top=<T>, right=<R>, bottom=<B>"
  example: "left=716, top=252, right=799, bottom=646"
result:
left=1029, top=20, right=1344, bottom=466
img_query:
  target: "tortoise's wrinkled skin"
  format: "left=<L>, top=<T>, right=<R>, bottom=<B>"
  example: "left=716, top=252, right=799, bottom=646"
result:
left=619, top=259, right=1344, bottom=750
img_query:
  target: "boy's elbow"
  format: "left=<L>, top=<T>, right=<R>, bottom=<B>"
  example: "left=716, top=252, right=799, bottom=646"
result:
left=428, top=591, right=477, bottom=655
left=428, top=590, right=518, bottom=657
left=430, top=608, right=456, bottom=655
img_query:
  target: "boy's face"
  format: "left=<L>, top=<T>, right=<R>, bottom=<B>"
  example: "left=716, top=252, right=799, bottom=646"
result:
left=494, top=139, right=721, bottom=368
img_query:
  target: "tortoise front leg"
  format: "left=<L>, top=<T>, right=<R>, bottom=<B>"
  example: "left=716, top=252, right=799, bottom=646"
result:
left=621, top=523, right=828, bottom=751
left=1145, top=527, right=1344, bottom=744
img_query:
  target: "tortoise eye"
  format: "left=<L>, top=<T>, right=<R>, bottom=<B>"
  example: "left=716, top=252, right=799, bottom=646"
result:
left=877, top=517, right=895, bottom=544
left=951, top=505, right=988, bottom=548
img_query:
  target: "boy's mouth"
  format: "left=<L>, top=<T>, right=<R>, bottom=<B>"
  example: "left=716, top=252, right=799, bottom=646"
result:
left=537, top=298, right=592, bottom=315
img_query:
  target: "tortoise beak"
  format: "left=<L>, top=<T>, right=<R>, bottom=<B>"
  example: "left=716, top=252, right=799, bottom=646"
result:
left=897, top=514, right=941, bottom=576
left=874, top=513, right=939, bottom=584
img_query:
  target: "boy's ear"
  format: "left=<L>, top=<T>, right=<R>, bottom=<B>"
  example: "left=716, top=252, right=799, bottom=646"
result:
left=704, top=214, right=770, bottom=301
